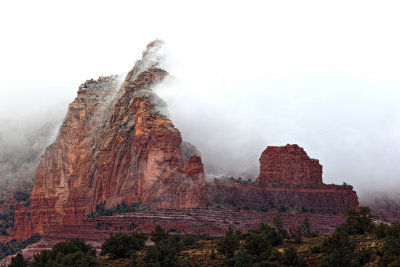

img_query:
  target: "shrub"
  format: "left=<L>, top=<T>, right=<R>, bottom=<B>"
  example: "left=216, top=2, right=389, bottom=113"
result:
left=217, top=227, right=240, bottom=259
left=279, top=205, right=288, bottom=212
left=31, top=239, right=96, bottom=267
left=181, top=235, right=197, bottom=248
left=375, top=223, right=389, bottom=238
left=210, top=249, right=216, bottom=260
left=130, top=251, right=138, bottom=267
left=0, top=235, right=41, bottom=261
left=273, top=216, right=288, bottom=244
left=101, top=232, right=146, bottom=259
left=150, top=224, right=169, bottom=245
left=233, top=252, right=254, bottom=267
left=8, top=253, right=27, bottom=267
left=87, top=201, right=150, bottom=218
left=310, top=245, right=322, bottom=254
left=302, top=218, right=318, bottom=238
left=244, top=230, right=272, bottom=262
left=378, top=222, right=400, bottom=266
left=280, top=246, right=307, bottom=266
left=320, top=229, right=356, bottom=267
left=144, top=242, right=177, bottom=267
left=340, top=206, right=375, bottom=235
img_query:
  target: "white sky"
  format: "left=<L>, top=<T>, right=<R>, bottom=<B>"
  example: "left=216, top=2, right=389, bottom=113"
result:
left=0, top=0, right=399, bottom=195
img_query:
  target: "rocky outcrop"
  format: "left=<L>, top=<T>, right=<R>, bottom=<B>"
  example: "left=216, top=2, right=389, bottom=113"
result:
left=13, top=41, right=359, bottom=241
left=206, top=180, right=358, bottom=214
left=13, top=41, right=206, bottom=240
left=257, top=144, right=323, bottom=184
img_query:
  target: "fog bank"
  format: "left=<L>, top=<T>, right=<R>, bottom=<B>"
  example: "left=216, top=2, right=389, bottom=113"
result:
left=1, top=0, right=400, bottom=198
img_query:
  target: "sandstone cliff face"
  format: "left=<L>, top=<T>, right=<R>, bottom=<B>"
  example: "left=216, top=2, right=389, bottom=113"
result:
left=206, top=180, right=358, bottom=214
left=13, top=42, right=359, bottom=241
left=13, top=41, right=206, bottom=239
left=257, top=144, right=323, bottom=184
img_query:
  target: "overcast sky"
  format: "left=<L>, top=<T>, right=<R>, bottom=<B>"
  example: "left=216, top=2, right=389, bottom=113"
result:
left=0, top=0, right=399, bottom=195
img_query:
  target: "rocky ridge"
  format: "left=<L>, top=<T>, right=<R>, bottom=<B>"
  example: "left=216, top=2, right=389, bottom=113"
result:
left=13, top=41, right=358, bottom=242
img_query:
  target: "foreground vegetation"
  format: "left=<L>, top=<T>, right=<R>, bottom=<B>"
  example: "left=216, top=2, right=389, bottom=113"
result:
left=0, top=235, right=41, bottom=261
left=7, top=206, right=400, bottom=266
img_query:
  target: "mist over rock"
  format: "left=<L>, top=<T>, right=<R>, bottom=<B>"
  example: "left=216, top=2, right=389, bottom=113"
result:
left=12, top=41, right=358, bottom=241
left=13, top=42, right=207, bottom=239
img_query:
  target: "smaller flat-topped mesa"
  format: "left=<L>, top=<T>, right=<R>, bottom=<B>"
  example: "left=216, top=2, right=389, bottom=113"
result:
left=257, top=144, right=323, bottom=184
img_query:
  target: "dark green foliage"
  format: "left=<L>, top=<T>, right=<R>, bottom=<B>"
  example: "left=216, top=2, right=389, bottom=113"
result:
left=280, top=247, right=307, bottom=266
left=0, top=209, right=15, bottom=235
left=340, top=206, right=375, bottom=235
left=164, top=234, right=198, bottom=256
left=378, top=222, right=400, bottom=267
left=210, top=248, right=216, bottom=260
left=130, top=251, right=138, bottom=267
left=259, top=222, right=281, bottom=246
left=282, top=247, right=302, bottom=266
left=244, top=230, right=272, bottom=261
left=100, top=232, right=146, bottom=259
left=386, top=222, right=400, bottom=238
left=302, top=217, right=318, bottom=238
left=0, top=235, right=41, bottom=260
left=128, top=221, right=138, bottom=231
left=181, top=235, right=197, bottom=248
left=224, top=199, right=237, bottom=207
left=242, top=222, right=283, bottom=264
left=232, top=252, right=254, bottom=267
left=310, top=244, right=322, bottom=254
left=355, top=249, right=373, bottom=266
left=8, top=253, right=27, bottom=267
left=215, top=223, right=284, bottom=266
left=217, top=227, right=240, bottom=259
left=376, top=223, right=389, bottom=238
left=320, top=228, right=357, bottom=267
left=273, top=216, right=288, bottom=244
left=294, top=225, right=302, bottom=244
left=167, top=235, right=182, bottom=256
left=87, top=201, right=150, bottom=218
left=31, top=249, right=50, bottom=267
left=54, top=251, right=97, bottom=267
left=31, top=238, right=96, bottom=267
left=144, top=242, right=177, bottom=267
left=259, top=205, right=269, bottom=212
left=267, top=249, right=282, bottom=263
left=279, top=205, right=288, bottom=213
left=151, top=224, right=169, bottom=244
left=144, top=225, right=197, bottom=267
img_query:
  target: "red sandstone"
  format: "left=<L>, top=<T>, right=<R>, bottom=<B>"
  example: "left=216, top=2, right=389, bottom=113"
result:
left=257, top=144, right=323, bottom=184
left=12, top=41, right=359, bottom=242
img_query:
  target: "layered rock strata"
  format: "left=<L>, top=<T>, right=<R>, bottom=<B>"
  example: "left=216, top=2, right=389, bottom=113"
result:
left=2, top=209, right=347, bottom=265
left=257, top=144, right=323, bottom=184
left=13, top=41, right=206, bottom=239
left=13, top=41, right=359, bottom=241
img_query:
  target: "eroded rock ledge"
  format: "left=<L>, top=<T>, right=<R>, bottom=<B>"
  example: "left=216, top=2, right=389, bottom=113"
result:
left=12, top=41, right=359, bottom=241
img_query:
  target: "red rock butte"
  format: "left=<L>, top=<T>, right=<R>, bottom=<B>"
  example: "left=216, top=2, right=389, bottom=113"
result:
left=12, top=41, right=359, bottom=241
left=257, top=144, right=323, bottom=184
